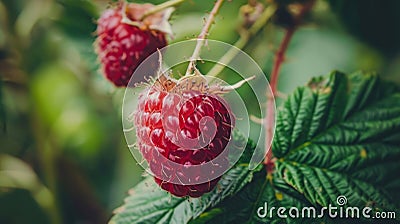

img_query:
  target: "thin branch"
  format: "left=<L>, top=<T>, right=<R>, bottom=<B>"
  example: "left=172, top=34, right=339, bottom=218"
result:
left=269, top=28, right=295, bottom=95
left=264, top=27, right=295, bottom=166
left=186, top=0, right=225, bottom=76
left=140, top=0, right=186, bottom=20
left=206, top=4, right=277, bottom=77
left=264, top=0, right=316, bottom=167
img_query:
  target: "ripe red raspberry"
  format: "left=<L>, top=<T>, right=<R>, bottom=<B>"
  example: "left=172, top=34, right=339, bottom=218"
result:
left=134, top=75, right=233, bottom=197
left=95, top=3, right=171, bottom=87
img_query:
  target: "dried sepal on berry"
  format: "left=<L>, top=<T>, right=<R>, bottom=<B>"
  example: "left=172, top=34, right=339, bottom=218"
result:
left=122, top=2, right=174, bottom=36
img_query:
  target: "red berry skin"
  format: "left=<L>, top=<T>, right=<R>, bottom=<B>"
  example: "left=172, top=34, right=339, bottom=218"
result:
left=134, top=86, right=233, bottom=197
left=95, top=6, right=167, bottom=87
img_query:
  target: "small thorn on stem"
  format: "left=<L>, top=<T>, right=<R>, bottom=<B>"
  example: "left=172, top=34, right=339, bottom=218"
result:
left=210, top=76, right=255, bottom=94
left=250, top=115, right=263, bottom=124
left=186, top=0, right=225, bottom=76
left=276, top=91, right=287, bottom=99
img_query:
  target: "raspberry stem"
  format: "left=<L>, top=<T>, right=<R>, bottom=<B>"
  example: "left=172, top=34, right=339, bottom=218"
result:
left=264, top=27, right=295, bottom=168
left=264, top=0, right=316, bottom=169
left=186, top=0, right=225, bottom=76
left=206, top=4, right=277, bottom=78
left=139, top=0, right=186, bottom=20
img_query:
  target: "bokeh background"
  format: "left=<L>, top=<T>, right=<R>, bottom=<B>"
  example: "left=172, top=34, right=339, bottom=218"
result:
left=0, top=0, right=399, bottom=223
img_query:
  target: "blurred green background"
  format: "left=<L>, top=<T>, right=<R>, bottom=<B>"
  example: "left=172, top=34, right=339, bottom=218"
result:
left=0, top=0, right=399, bottom=223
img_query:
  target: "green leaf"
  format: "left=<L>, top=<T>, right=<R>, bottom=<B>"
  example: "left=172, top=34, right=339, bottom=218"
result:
left=273, top=71, right=400, bottom=216
left=194, top=71, right=400, bottom=223
left=111, top=71, right=400, bottom=223
left=109, top=131, right=260, bottom=224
